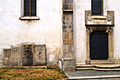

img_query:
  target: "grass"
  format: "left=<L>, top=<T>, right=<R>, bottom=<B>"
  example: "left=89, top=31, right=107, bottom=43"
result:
left=0, top=68, right=67, bottom=80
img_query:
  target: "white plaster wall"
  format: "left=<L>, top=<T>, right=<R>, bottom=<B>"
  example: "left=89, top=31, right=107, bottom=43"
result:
left=1, top=0, right=120, bottom=65
left=0, top=0, right=63, bottom=63
left=74, top=0, right=91, bottom=64
left=108, top=0, right=120, bottom=59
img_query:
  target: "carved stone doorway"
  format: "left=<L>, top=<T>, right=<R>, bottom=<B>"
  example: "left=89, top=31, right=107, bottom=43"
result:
left=86, top=27, right=114, bottom=64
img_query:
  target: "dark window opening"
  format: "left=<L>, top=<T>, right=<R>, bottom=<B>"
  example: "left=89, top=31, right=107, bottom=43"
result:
left=24, top=0, right=36, bottom=16
left=91, top=0, right=103, bottom=15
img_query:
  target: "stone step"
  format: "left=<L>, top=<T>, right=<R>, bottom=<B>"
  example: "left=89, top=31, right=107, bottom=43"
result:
left=76, top=64, right=120, bottom=71
left=94, top=64, right=120, bottom=69
left=76, top=64, right=94, bottom=68
left=93, top=68, right=120, bottom=71
left=67, top=75, right=120, bottom=80
left=76, top=67, right=120, bottom=71
left=65, top=70, right=120, bottom=80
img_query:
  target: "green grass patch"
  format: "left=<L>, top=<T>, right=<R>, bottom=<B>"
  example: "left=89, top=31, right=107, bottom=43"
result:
left=0, top=69, right=8, bottom=75
left=13, top=73, right=23, bottom=77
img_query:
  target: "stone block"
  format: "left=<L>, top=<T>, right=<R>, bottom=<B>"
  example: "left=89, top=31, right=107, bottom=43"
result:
left=63, top=0, right=73, bottom=10
left=33, top=45, right=47, bottom=66
left=62, top=59, right=76, bottom=71
left=63, top=12, right=73, bottom=21
left=63, top=32, right=73, bottom=40
left=2, top=49, right=11, bottom=66
left=63, top=40, right=73, bottom=45
left=70, top=60, right=76, bottom=66
left=10, top=46, right=22, bottom=66
left=63, top=45, right=73, bottom=58
left=64, top=66, right=75, bottom=71
left=21, top=44, right=33, bottom=66
left=64, top=52, right=73, bottom=59
left=63, top=45, right=73, bottom=52
left=63, top=61, right=70, bottom=66
left=64, top=20, right=72, bottom=24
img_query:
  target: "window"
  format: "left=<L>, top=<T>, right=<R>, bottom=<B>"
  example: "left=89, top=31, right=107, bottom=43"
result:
left=91, top=0, right=103, bottom=15
left=24, top=0, right=36, bottom=16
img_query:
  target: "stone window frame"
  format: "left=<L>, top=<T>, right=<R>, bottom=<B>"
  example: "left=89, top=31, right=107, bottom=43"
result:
left=19, top=0, right=39, bottom=20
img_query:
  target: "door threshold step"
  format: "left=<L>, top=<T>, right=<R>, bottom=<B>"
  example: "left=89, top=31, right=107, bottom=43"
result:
left=76, top=67, right=120, bottom=71
left=76, top=64, right=120, bottom=71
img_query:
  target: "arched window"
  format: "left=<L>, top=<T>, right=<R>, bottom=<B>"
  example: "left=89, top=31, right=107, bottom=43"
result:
left=91, top=0, right=103, bottom=15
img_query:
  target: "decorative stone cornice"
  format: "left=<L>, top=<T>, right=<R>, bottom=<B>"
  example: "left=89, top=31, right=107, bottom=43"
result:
left=85, top=10, right=114, bottom=26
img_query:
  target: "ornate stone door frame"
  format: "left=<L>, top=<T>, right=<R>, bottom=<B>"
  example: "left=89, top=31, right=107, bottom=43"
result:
left=86, top=27, right=114, bottom=64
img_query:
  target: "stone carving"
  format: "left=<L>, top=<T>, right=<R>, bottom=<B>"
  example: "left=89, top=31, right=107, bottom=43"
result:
left=34, top=45, right=46, bottom=66
left=85, top=10, right=114, bottom=26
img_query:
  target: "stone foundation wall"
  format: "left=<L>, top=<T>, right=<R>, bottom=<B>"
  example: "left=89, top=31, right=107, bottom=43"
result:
left=2, top=49, right=11, bottom=66
left=2, top=43, right=47, bottom=67
left=62, top=59, right=76, bottom=71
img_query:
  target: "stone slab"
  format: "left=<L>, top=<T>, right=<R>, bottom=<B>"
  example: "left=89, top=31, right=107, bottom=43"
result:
left=65, top=70, right=120, bottom=79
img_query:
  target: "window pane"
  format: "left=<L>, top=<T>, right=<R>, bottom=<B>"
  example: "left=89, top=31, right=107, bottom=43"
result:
left=92, top=0, right=103, bottom=15
left=31, top=0, right=36, bottom=16
left=24, top=0, right=30, bottom=16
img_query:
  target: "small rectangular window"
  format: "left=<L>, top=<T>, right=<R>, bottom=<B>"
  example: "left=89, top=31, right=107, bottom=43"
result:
left=91, top=0, right=103, bottom=15
left=24, top=0, right=36, bottom=16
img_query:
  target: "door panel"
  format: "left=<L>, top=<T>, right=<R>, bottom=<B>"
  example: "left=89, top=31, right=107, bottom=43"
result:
left=90, top=31, right=108, bottom=60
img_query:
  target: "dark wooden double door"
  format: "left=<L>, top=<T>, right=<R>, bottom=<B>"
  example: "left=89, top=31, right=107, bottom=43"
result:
left=90, top=31, right=108, bottom=60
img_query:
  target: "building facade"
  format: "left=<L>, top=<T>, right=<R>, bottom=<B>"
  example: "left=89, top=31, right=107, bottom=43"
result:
left=1, top=0, right=120, bottom=71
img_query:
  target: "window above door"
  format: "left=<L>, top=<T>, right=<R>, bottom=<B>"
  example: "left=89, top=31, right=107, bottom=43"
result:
left=91, top=0, right=103, bottom=16
left=20, top=0, right=39, bottom=20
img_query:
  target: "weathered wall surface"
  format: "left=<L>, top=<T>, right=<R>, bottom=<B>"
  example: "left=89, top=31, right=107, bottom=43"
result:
left=0, top=0, right=63, bottom=66
left=1, top=0, right=120, bottom=67
left=2, top=44, right=47, bottom=66
left=74, top=0, right=120, bottom=65
left=74, top=0, right=91, bottom=65
left=108, top=0, right=120, bottom=62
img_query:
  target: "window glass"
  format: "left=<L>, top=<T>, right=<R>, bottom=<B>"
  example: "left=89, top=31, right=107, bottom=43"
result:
left=92, top=0, right=103, bottom=15
left=24, top=0, right=36, bottom=16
